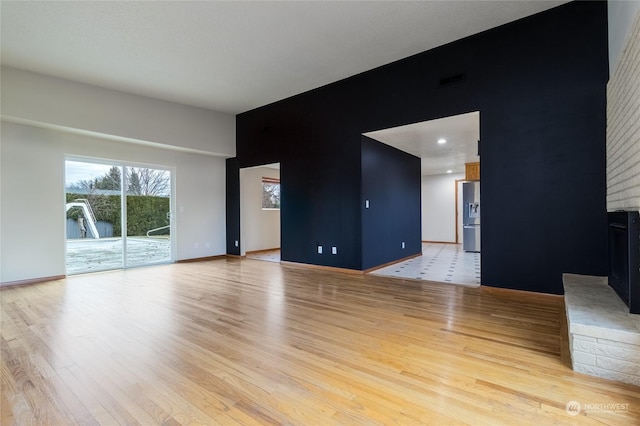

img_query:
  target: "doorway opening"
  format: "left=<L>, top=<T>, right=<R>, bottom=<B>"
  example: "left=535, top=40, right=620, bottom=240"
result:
left=65, top=158, right=174, bottom=275
left=363, top=111, right=481, bottom=286
left=239, top=163, right=281, bottom=263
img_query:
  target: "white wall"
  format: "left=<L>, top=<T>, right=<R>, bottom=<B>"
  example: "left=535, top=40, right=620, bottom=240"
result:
left=421, top=173, right=464, bottom=243
left=1, top=67, right=235, bottom=283
left=1, top=66, right=235, bottom=156
left=1, top=122, right=228, bottom=283
left=608, top=1, right=640, bottom=76
left=240, top=166, right=280, bottom=254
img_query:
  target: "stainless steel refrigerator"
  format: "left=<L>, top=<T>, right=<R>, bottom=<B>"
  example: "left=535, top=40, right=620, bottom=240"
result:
left=462, top=182, right=480, bottom=252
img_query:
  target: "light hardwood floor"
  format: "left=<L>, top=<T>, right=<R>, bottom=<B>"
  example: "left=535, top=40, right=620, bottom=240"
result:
left=1, top=258, right=639, bottom=425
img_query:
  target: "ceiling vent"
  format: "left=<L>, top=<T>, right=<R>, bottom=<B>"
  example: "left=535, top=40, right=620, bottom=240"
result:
left=439, top=73, right=467, bottom=88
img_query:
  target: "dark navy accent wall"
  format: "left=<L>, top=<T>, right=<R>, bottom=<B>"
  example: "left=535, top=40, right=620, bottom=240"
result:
left=233, top=1, right=609, bottom=293
left=361, top=136, right=421, bottom=270
left=225, top=157, right=241, bottom=256
left=279, top=133, right=363, bottom=269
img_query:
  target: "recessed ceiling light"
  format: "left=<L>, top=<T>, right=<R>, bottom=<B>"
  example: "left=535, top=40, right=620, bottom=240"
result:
left=437, top=138, right=447, bottom=144
left=446, top=170, right=453, bottom=174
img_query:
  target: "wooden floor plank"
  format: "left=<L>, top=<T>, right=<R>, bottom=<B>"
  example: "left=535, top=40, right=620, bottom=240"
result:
left=1, top=258, right=639, bottom=425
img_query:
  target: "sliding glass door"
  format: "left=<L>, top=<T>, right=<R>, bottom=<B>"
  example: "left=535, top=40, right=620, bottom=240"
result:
left=65, top=159, right=173, bottom=275
left=65, top=160, right=124, bottom=274
left=125, top=166, right=172, bottom=267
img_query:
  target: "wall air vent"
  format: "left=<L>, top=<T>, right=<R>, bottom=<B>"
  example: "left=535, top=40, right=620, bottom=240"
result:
left=439, top=73, right=467, bottom=88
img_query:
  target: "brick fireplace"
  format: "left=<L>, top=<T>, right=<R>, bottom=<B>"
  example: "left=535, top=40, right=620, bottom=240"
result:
left=563, top=274, right=640, bottom=386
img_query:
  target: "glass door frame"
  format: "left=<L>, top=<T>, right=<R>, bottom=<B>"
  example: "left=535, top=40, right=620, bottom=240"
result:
left=65, top=155, right=176, bottom=274
left=123, top=161, right=176, bottom=268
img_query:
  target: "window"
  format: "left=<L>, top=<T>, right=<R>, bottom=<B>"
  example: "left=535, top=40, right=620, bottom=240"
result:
left=262, top=177, right=280, bottom=209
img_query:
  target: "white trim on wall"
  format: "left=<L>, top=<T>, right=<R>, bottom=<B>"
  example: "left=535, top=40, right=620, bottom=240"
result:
left=1, top=66, right=235, bottom=157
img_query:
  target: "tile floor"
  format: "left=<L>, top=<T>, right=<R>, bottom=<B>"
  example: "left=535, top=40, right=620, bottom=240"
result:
left=246, top=249, right=281, bottom=263
left=370, top=243, right=481, bottom=287
left=245, top=243, right=480, bottom=287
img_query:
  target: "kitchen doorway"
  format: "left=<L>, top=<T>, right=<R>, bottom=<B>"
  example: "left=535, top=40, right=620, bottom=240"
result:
left=363, top=111, right=481, bottom=286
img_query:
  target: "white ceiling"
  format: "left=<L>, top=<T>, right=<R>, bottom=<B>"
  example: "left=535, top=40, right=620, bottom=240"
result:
left=1, top=1, right=567, bottom=115
left=364, top=112, right=480, bottom=176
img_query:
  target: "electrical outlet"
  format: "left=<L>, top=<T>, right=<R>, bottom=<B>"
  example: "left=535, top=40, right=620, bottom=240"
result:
left=365, top=200, right=370, bottom=209
left=402, top=241, right=405, bottom=249
left=332, top=246, right=337, bottom=255
left=317, top=245, right=323, bottom=254
left=195, top=242, right=199, bottom=248
left=234, top=240, right=238, bottom=247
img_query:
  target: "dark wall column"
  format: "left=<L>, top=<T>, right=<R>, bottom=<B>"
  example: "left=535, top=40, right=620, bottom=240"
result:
left=361, top=136, right=422, bottom=270
left=226, top=157, right=241, bottom=255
